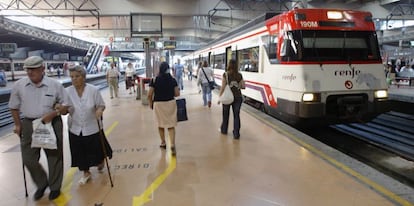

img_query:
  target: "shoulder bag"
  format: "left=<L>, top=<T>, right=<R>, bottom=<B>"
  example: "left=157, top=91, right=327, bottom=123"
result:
left=176, top=98, right=188, bottom=121
left=219, top=73, right=234, bottom=105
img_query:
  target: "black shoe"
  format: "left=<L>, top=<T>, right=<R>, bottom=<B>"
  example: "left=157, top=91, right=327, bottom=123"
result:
left=49, top=190, right=61, bottom=200
left=233, top=131, right=240, bottom=139
left=33, top=185, right=47, bottom=201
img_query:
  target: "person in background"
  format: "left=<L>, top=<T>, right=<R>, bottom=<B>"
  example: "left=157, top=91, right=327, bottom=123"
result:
left=187, top=63, right=193, bottom=81
left=57, top=67, right=61, bottom=78
left=8, top=56, right=72, bottom=201
left=0, top=69, right=7, bottom=87
left=66, top=65, right=107, bottom=185
left=148, top=62, right=180, bottom=155
left=218, top=59, right=245, bottom=139
left=106, top=63, right=120, bottom=99
left=125, top=62, right=136, bottom=94
left=173, top=59, right=184, bottom=90
left=197, top=60, right=214, bottom=108
left=196, top=61, right=203, bottom=79
left=196, top=61, right=203, bottom=93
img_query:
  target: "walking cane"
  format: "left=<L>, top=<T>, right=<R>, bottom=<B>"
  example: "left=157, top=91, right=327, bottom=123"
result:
left=18, top=134, right=28, bottom=197
left=97, top=119, right=114, bottom=187
left=22, top=157, right=28, bottom=197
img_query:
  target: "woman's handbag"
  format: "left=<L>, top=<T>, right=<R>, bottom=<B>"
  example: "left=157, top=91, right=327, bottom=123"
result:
left=31, top=118, right=57, bottom=149
left=219, top=73, right=234, bottom=105
left=176, top=98, right=188, bottom=122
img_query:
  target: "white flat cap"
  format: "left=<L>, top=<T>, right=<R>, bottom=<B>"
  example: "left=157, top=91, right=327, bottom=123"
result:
left=23, top=56, right=44, bottom=69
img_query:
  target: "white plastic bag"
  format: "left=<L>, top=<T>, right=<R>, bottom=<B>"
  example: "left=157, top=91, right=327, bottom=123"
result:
left=31, top=118, right=57, bottom=149
left=219, top=85, right=234, bottom=105
left=219, top=73, right=234, bottom=105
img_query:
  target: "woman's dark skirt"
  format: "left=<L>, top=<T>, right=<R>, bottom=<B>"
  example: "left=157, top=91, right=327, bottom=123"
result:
left=126, top=76, right=134, bottom=89
left=69, top=131, right=112, bottom=171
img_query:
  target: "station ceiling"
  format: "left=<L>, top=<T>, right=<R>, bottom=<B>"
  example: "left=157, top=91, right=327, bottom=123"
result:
left=0, top=0, right=413, bottom=57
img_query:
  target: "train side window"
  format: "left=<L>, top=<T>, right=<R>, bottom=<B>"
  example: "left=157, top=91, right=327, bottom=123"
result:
left=269, top=35, right=278, bottom=62
left=262, top=35, right=278, bottom=64
left=213, top=54, right=225, bottom=70
left=237, top=46, right=259, bottom=72
left=281, top=31, right=302, bottom=62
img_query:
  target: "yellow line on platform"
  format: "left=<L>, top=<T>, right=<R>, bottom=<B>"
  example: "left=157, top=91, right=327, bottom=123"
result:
left=246, top=110, right=413, bottom=206
left=132, top=155, right=177, bottom=206
left=54, top=121, right=119, bottom=206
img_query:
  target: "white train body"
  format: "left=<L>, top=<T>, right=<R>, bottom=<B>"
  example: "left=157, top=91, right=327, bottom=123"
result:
left=185, top=9, right=389, bottom=125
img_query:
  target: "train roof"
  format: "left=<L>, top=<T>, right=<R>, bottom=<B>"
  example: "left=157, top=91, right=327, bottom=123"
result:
left=200, top=12, right=278, bottom=50
left=267, top=8, right=374, bottom=31
left=196, top=8, right=375, bottom=53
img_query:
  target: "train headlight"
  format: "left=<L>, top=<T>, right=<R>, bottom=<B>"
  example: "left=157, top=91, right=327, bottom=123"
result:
left=302, top=93, right=321, bottom=102
left=374, top=90, right=388, bottom=99
left=327, top=11, right=343, bottom=19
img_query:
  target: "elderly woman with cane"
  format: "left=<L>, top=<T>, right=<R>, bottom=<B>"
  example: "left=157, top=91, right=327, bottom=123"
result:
left=66, top=65, right=112, bottom=185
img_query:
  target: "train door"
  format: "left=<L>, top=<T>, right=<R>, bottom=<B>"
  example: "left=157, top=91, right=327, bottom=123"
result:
left=225, top=46, right=232, bottom=71
left=207, top=52, right=214, bottom=68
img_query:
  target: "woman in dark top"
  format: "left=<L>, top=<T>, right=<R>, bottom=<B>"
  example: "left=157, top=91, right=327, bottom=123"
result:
left=218, top=59, right=245, bottom=139
left=148, top=62, right=180, bottom=155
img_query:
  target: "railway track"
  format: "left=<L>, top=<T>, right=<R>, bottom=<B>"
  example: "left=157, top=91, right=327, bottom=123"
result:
left=300, top=111, right=414, bottom=188
left=244, top=95, right=414, bottom=188
left=332, top=111, right=414, bottom=161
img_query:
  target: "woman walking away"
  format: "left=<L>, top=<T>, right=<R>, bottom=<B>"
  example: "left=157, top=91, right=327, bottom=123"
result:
left=218, top=59, right=245, bottom=139
left=197, top=60, right=214, bottom=108
left=148, top=62, right=180, bottom=155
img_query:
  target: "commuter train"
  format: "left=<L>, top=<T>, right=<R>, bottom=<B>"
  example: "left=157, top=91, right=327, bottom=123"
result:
left=184, top=8, right=389, bottom=126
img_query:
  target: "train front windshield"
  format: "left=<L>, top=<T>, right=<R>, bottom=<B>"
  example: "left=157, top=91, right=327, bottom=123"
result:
left=281, top=30, right=381, bottom=62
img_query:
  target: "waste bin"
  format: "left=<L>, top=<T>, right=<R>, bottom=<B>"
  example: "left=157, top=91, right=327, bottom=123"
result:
left=140, top=78, right=152, bottom=105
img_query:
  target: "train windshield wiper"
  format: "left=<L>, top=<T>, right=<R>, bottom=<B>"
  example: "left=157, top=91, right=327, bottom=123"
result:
left=343, top=32, right=353, bottom=69
left=312, top=31, right=324, bottom=69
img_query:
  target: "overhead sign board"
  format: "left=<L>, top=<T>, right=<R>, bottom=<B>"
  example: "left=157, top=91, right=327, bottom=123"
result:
left=399, top=40, right=411, bottom=48
left=0, top=43, right=17, bottom=53
left=163, top=41, right=176, bottom=50
left=142, top=41, right=156, bottom=49
left=130, top=13, right=162, bottom=37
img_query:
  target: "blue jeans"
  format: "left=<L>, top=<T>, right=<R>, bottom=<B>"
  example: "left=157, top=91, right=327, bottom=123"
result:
left=220, top=96, right=243, bottom=138
left=201, top=83, right=212, bottom=106
left=176, top=74, right=183, bottom=90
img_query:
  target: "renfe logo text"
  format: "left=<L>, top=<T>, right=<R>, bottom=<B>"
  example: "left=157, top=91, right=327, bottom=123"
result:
left=334, top=67, right=361, bottom=78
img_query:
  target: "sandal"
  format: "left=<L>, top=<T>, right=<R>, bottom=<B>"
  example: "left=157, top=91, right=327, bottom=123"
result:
left=160, top=143, right=166, bottom=149
left=78, top=174, right=91, bottom=185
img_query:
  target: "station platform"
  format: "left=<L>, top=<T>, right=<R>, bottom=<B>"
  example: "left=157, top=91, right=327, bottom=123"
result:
left=388, top=86, right=414, bottom=103
left=0, top=78, right=413, bottom=206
